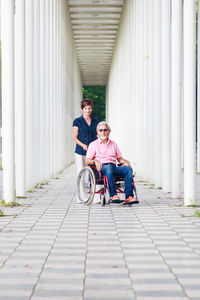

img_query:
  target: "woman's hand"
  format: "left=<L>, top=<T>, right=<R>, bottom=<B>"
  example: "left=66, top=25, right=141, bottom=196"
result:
left=82, top=144, right=88, bottom=151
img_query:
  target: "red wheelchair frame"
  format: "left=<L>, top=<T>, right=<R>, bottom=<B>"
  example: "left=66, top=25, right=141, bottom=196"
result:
left=88, top=164, right=138, bottom=206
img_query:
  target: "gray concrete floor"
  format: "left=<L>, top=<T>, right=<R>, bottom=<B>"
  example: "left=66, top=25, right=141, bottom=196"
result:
left=0, top=165, right=200, bottom=300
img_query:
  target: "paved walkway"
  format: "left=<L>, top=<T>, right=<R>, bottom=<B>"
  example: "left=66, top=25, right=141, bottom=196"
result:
left=0, top=165, right=200, bottom=300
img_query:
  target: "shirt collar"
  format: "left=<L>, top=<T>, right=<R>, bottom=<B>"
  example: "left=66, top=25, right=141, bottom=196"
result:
left=80, top=115, right=94, bottom=120
left=98, top=137, right=110, bottom=145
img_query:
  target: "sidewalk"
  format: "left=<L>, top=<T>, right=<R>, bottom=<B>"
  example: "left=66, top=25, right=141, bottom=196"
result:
left=0, top=164, right=200, bottom=300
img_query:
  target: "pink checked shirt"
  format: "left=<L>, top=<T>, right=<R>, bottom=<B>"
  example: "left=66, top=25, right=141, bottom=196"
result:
left=86, top=138, right=122, bottom=164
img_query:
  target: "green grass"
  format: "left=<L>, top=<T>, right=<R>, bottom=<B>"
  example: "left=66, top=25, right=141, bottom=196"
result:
left=181, top=210, right=200, bottom=218
left=0, top=199, right=21, bottom=207
left=0, top=210, right=3, bottom=217
left=195, top=210, right=200, bottom=218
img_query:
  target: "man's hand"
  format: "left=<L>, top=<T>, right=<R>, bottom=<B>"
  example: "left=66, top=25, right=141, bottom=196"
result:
left=118, top=157, right=131, bottom=167
left=122, top=160, right=130, bottom=167
left=94, top=160, right=102, bottom=171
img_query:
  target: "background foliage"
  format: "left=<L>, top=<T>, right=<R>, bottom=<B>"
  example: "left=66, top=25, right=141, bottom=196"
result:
left=82, top=86, right=106, bottom=121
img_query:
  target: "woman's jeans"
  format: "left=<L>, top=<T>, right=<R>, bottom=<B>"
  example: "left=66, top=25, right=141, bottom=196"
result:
left=101, top=163, right=133, bottom=198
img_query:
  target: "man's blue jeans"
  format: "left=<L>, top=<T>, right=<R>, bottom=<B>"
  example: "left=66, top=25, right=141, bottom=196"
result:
left=101, top=163, right=133, bottom=198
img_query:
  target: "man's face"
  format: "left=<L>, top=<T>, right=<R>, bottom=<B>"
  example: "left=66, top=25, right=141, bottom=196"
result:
left=98, top=125, right=109, bottom=140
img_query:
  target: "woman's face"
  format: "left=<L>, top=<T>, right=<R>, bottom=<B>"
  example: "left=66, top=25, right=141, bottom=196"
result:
left=82, top=105, right=92, bottom=117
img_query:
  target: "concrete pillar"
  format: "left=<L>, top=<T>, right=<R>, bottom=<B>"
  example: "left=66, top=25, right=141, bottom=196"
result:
left=49, top=0, right=54, bottom=177
left=52, top=0, right=57, bottom=176
left=197, top=0, right=200, bottom=173
left=33, top=0, right=41, bottom=184
left=40, top=0, right=46, bottom=182
left=154, top=0, right=162, bottom=188
left=25, top=0, right=34, bottom=191
left=1, top=0, right=15, bottom=202
left=138, top=0, right=144, bottom=178
left=148, top=0, right=155, bottom=183
left=15, top=0, right=25, bottom=196
left=161, top=0, right=171, bottom=193
left=183, top=0, right=196, bottom=205
left=143, top=0, right=149, bottom=180
left=45, top=0, right=50, bottom=178
left=171, top=0, right=183, bottom=198
left=55, top=0, right=59, bottom=173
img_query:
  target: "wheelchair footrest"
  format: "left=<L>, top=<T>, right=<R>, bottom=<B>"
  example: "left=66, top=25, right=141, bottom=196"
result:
left=110, top=199, right=124, bottom=204
left=120, top=199, right=139, bottom=205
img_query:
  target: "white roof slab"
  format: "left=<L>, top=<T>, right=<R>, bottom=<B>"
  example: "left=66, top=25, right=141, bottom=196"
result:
left=68, top=0, right=123, bottom=86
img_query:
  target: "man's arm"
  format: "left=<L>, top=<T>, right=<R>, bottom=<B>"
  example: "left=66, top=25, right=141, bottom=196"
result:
left=86, top=158, right=102, bottom=171
left=86, top=143, right=102, bottom=171
left=117, top=157, right=131, bottom=167
left=85, top=158, right=95, bottom=165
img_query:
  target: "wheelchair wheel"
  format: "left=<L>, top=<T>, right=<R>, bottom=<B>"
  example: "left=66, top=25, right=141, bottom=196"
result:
left=77, top=166, right=96, bottom=205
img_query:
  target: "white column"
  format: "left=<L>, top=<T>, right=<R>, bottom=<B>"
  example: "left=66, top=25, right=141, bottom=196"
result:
left=129, top=0, right=134, bottom=167
left=40, top=0, right=46, bottom=182
left=154, top=0, right=162, bottom=188
left=184, top=0, right=196, bottom=205
left=25, top=0, right=34, bottom=190
left=49, top=0, right=54, bottom=177
left=58, top=1, right=62, bottom=171
left=197, top=0, right=200, bottom=172
left=52, top=0, right=56, bottom=176
left=171, top=0, right=182, bottom=198
left=138, top=0, right=144, bottom=178
left=148, top=0, right=155, bottom=183
left=1, top=0, right=15, bottom=202
left=161, top=0, right=171, bottom=193
left=55, top=0, right=59, bottom=173
left=135, top=0, right=140, bottom=176
left=45, top=0, right=50, bottom=178
left=143, top=0, right=149, bottom=180
left=15, top=0, right=25, bottom=196
left=33, top=0, right=41, bottom=183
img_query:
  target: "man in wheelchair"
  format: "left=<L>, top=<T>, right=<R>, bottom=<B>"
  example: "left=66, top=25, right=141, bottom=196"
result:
left=85, top=121, right=139, bottom=205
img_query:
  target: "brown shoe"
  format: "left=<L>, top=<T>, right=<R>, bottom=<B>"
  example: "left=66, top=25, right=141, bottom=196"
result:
left=111, top=195, right=124, bottom=203
left=125, top=196, right=139, bottom=204
left=111, top=195, right=120, bottom=200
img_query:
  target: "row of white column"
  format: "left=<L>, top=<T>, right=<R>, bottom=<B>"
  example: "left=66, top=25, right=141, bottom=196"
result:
left=107, top=0, right=197, bottom=205
left=1, top=0, right=82, bottom=203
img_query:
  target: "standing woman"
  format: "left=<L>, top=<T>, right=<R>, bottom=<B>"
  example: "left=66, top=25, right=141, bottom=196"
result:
left=73, top=99, right=99, bottom=200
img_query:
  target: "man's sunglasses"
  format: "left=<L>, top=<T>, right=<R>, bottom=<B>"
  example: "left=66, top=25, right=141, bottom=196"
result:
left=99, top=129, right=108, bottom=132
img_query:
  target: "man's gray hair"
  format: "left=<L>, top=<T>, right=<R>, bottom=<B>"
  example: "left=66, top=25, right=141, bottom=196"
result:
left=96, top=121, right=111, bottom=132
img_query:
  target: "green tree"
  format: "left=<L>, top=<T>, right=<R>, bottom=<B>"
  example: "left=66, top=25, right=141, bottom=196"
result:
left=82, top=86, right=106, bottom=121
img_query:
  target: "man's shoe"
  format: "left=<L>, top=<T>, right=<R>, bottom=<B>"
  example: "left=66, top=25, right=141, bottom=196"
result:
left=111, top=195, right=124, bottom=203
left=124, top=196, right=139, bottom=205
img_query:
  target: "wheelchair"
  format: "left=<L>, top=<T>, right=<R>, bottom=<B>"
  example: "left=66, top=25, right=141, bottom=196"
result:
left=77, top=164, right=138, bottom=206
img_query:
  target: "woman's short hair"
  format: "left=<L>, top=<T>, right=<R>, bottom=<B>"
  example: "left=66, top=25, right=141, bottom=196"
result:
left=81, top=98, right=93, bottom=109
left=96, top=121, right=111, bottom=132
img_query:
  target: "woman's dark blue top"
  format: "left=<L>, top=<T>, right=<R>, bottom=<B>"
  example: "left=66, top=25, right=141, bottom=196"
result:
left=73, top=115, right=99, bottom=156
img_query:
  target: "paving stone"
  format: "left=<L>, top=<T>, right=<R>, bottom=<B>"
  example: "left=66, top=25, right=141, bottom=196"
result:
left=0, top=166, right=200, bottom=299
left=32, top=297, right=82, bottom=300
